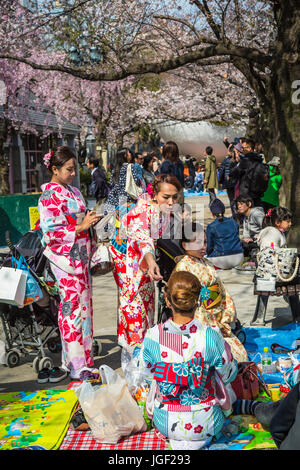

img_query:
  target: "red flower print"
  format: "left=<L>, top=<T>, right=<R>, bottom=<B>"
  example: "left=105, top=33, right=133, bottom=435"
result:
left=185, top=423, right=192, bottom=431
left=194, top=425, right=203, bottom=433
left=204, top=407, right=210, bottom=412
left=147, top=363, right=152, bottom=368
left=130, top=333, right=141, bottom=343
left=190, top=325, right=197, bottom=333
left=182, top=342, right=188, bottom=350
left=180, top=324, right=187, bottom=330
left=161, top=352, right=168, bottom=358
left=195, top=351, right=202, bottom=358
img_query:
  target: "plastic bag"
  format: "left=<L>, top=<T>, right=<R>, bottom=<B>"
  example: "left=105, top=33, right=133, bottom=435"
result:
left=12, top=255, right=43, bottom=306
left=75, top=370, right=147, bottom=444
left=122, top=348, right=149, bottom=396
left=284, top=353, right=300, bottom=389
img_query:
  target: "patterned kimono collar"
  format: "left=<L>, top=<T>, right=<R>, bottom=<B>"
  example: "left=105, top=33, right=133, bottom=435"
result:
left=164, top=318, right=203, bottom=335
left=174, top=254, right=214, bottom=268
left=134, top=192, right=170, bottom=239
left=41, top=182, right=81, bottom=199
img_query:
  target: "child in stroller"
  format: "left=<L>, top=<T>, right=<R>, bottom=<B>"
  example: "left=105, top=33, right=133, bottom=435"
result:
left=156, top=221, right=247, bottom=362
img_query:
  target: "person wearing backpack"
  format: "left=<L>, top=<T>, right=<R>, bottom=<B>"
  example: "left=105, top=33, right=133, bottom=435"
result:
left=237, top=139, right=269, bottom=206
left=87, top=157, right=111, bottom=209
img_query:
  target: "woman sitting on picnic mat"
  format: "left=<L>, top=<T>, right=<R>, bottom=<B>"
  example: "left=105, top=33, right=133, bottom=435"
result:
left=136, top=270, right=238, bottom=450
left=38, top=146, right=100, bottom=382
left=173, top=222, right=248, bottom=363
left=109, top=174, right=181, bottom=360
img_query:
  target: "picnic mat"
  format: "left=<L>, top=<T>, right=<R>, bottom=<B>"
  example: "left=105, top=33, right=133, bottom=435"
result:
left=0, top=389, right=78, bottom=450
left=244, top=323, right=300, bottom=384
left=59, top=428, right=169, bottom=450
left=206, top=387, right=288, bottom=450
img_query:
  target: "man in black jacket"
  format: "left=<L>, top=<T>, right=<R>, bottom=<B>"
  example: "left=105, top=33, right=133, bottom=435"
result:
left=87, top=157, right=110, bottom=209
left=230, top=139, right=268, bottom=207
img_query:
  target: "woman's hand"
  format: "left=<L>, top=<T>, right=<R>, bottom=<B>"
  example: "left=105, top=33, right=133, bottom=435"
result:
left=76, top=211, right=101, bottom=233
left=145, top=253, right=163, bottom=281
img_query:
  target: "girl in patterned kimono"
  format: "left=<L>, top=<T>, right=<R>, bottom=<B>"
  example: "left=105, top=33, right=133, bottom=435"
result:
left=173, top=222, right=248, bottom=363
left=109, top=174, right=181, bottom=356
left=137, top=271, right=238, bottom=450
left=38, top=147, right=100, bottom=381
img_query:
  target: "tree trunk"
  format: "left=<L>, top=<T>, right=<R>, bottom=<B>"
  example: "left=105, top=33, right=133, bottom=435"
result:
left=246, top=1, right=300, bottom=247
left=267, top=0, right=300, bottom=247
left=0, top=117, right=9, bottom=194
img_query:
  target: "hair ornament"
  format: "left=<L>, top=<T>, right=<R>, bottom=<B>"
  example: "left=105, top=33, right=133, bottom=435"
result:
left=146, top=182, right=154, bottom=198
left=43, top=150, right=53, bottom=168
left=266, top=208, right=274, bottom=218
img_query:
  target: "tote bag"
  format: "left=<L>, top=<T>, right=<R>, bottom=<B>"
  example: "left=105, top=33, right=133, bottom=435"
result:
left=256, top=247, right=299, bottom=283
left=0, top=265, right=27, bottom=307
left=125, top=164, right=143, bottom=200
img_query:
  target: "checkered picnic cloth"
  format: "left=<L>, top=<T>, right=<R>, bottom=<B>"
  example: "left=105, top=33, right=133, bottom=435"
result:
left=59, top=428, right=169, bottom=450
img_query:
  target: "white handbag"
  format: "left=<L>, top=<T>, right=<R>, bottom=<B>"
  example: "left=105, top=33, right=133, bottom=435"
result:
left=256, top=247, right=299, bottom=283
left=125, top=164, right=143, bottom=200
left=0, top=266, right=27, bottom=307
left=90, top=242, right=114, bottom=276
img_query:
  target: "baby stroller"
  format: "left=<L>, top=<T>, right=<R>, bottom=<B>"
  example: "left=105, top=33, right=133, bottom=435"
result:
left=0, top=230, right=61, bottom=372
left=155, top=237, right=246, bottom=345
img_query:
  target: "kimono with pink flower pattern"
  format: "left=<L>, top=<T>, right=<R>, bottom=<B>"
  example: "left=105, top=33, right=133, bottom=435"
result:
left=109, top=194, right=170, bottom=353
left=38, top=182, right=96, bottom=373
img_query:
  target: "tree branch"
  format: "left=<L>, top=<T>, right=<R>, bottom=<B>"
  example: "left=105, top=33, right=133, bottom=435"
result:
left=0, top=43, right=272, bottom=82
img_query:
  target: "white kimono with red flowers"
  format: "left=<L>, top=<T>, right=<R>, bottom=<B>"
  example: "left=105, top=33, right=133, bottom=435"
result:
left=38, top=182, right=96, bottom=374
left=137, top=318, right=238, bottom=449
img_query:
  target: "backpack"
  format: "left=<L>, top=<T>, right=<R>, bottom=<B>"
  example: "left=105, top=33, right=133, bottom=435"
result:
left=248, top=161, right=269, bottom=196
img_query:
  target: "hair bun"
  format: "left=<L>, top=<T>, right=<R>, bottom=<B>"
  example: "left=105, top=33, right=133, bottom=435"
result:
left=165, top=271, right=201, bottom=313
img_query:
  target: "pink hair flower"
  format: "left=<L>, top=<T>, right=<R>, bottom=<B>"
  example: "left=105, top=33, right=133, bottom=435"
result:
left=43, top=150, right=53, bottom=168
left=146, top=183, right=154, bottom=198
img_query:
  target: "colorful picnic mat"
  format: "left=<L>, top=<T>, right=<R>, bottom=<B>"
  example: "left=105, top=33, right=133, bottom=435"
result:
left=0, top=389, right=78, bottom=450
left=59, top=428, right=169, bottom=450
left=244, top=323, right=300, bottom=384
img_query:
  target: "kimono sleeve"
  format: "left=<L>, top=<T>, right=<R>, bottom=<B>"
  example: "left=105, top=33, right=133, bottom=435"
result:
left=121, top=201, right=155, bottom=268
left=204, top=326, right=238, bottom=385
left=218, top=278, right=237, bottom=336
left=38, top=189, right=77, bottom=256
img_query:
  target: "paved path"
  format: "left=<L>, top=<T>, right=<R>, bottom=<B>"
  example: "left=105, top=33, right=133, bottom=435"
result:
left=0, top=193, right=294, bottom=392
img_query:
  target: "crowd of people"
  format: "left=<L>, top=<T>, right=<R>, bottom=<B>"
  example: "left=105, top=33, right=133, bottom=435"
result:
left=36, top=136, right=296, bottom=449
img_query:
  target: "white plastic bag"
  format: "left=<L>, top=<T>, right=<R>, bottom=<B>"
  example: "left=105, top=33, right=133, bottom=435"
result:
left=75, top=371, right=147, bottom=444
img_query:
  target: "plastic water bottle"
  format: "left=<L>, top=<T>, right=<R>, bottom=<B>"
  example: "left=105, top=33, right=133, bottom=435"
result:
left=261, top=347, right=272, bottom=374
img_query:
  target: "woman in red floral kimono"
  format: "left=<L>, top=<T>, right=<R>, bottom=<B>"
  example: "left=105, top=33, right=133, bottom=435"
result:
left=38, top=147, right=100, bottom=381
left=109, top=174, right=182, bottom=357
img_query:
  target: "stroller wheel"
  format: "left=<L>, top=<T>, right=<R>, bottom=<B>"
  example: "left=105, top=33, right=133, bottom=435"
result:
left=47, top=337, right=62, bottom=354
left=236, top=330, right=246, bottom=345
left=6, top=350, right=20, bottom=368
left=39, top=357, right=54, bottom=371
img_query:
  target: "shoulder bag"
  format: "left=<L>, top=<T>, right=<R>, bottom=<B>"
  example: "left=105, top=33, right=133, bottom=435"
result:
left=125, top=164, right=143, bottom=200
